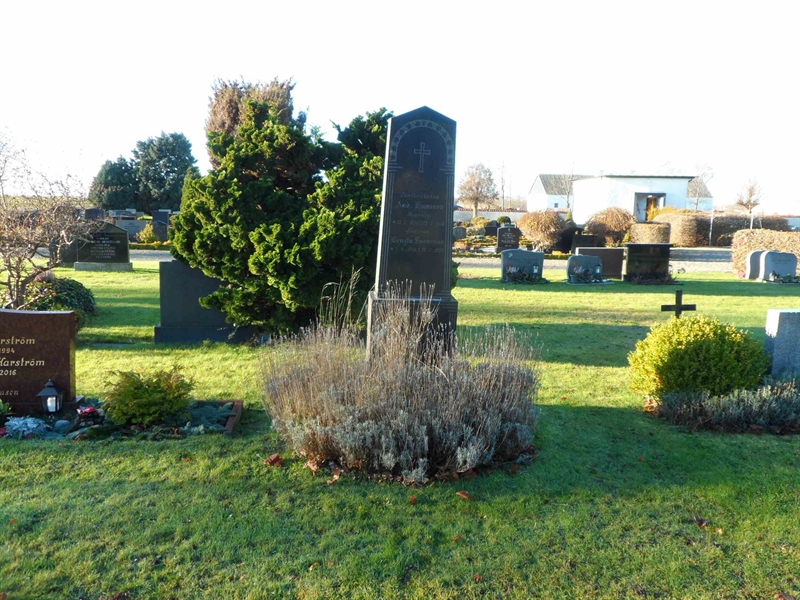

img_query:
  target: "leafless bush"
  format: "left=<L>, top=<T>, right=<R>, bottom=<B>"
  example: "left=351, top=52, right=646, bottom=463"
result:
left=262, top=281, right=540, bottom=483
left=517, top=209, right=566, bottom=251
left=584, top=207, right=636, bottom=245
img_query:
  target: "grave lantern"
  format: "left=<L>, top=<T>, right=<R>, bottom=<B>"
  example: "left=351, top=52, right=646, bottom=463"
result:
left=37, top=380, right=64, bottom=413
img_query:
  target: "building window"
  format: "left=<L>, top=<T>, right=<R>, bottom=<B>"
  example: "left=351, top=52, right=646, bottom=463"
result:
left=554, top=202, right=559, bottom=208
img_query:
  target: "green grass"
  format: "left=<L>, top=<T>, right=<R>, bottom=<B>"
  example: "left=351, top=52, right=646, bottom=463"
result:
left=1, top=264, right=799, bottom=599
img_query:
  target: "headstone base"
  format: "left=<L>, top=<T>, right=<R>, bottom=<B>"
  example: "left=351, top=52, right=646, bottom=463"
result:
left=75, top=262, right=133, bottom=272
left=154, top=324, right=257, bottom=344
left=366, top=291, right=458, bottom=356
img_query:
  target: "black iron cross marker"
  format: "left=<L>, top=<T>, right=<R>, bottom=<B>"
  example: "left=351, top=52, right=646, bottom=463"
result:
left=661, top=290, right=696, bottom=317
left=414, top=142, right=431, bottom=173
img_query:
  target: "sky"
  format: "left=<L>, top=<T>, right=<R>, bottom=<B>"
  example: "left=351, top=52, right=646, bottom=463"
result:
left=1, top=0, right=798, bottom=214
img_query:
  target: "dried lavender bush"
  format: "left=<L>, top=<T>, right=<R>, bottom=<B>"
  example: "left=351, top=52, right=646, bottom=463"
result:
left=262, top=282, right=540, bottom=482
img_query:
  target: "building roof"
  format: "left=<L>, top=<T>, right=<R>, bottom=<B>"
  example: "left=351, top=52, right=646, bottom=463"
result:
left=534, top=174, right=593, bottom=195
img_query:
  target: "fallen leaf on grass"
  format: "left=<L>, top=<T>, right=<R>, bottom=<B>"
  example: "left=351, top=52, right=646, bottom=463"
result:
left=716, top=527, right=723, bottom=535
left=775, top=594, right=797, bottom=600
left=0, top=592, right=7, bottom=600
left=308, top=562, right=320, bottom=571
left=306, top=459, right=320, bottom=476
left=326, top=468, right=341, bottom=485
left=473, top=574, right=482, bottom=582
left=264, top=453, right=284, bottom=467
left=693, top=515, right=710, bottom=528
left=559, top=396, right=568, bottom=400
left=636, top=456, right=645, bottom=462
left=9, top=519, right=17, bottom=525
left=452, top=535, right=463, bottom=542
left=456, top=490, right=473, bottom=501
left=508, top=464, right=520, bottom=475
left=410, top=495, right=417, bottom=505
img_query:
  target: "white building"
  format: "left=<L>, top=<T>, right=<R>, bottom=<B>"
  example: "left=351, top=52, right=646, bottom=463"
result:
left=527, top=174, right=593, bottom=212
left=527, top=173, right=713, bottom=224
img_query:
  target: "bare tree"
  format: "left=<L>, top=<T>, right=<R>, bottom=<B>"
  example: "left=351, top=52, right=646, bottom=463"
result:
left=0, top=134, right=95, bottom=309
left=552, top=169, right=577, bottom=215
left=458, top=163, right=498, bottom=218
left=688, top=165, right=714, bottom=210
left=735, top=179, right=762, bottom=229
left=499, top=160, right=506, bottom=210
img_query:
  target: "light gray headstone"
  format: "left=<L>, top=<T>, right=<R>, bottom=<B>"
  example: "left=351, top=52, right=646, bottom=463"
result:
left=745, top=250, right=766, bottom=279
left=501, top=249, right=544, bottom=282
left=567, top=254, right=603, bottom=281
left=765, top=309, right=800, bottom=375
left=759, top=251, right=798, bottom=280
left=453, top=226, right=467, bottom=240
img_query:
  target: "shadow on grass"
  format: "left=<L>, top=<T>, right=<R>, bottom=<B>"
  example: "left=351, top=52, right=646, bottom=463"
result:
left=458, top=323, right=646, bottom=367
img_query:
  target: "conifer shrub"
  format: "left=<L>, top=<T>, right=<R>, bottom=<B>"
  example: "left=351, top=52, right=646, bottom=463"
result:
left=103, top=366, right=194, bottom=426
left=628, top=315, right=768, bottom=399
left=517, top=209, right=565, bottom=251
left=137, top=222, right=160, bottom=244
left=263, top=284, right=540, bottom=482
left=584, top=207, right=636, bottom=245
left=657, top=375, right=800, bottom=433
left=497, top=215, right=512, bottom=225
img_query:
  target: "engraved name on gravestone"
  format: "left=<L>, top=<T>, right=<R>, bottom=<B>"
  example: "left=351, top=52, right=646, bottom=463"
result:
left=0, top=309, right=76, bottom=415
left=567, top=254, right=603, bottom=283
left=496, top=225, right=521, bottom=252
left=501, top=249, right=544, bottom=282
left=77, top=222, right=130, bottom=263
left=368, top=106, right=458, bottom=352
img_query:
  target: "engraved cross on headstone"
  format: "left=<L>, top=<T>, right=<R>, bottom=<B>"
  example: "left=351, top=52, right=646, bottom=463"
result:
left=414, top=142, right=431, bottom=173
left=661, top=290, right=696, bottom=318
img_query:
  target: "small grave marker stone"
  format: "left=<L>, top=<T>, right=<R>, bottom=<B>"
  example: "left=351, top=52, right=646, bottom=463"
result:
left=0, top=309, right=76, bottom=415
left=484, top=224, right=499, bottom=237
left=571, top=233, right=601, bottom=252
left=765, top=309, right=800, bottom=374
left=745, top=250, right=766, bottom=280
left=74, top=222, right=132, bottom=271
left=576, top=247, right=625, bottom=279
left=759, top=251, right=798, bottom=281
left=625, top=243, right=672, bottom=282
left=113, top=219, right=148, bottom=241
left=501, top=249, right=544, bottom=282
left=566, top=254, right=604, bottom=283
left=453, top=226, right=467, bottom=240
left=496, top=225, right=521, bottom=252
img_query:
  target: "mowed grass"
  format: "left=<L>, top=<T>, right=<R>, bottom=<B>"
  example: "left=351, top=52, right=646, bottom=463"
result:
left=1, top=261, right=799, bottom=599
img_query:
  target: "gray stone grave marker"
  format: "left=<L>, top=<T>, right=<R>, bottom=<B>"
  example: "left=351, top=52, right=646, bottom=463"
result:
left=453, top=226, right=467, bottom=240
left=577, top=247, right=625, bottom=279
left=113, top=219, right=148, bottom=241
left=567, top=254, right=603, bottom=283
left=496, top=225, right=521, bottom=252
left=625, top=243, right=672, bottom=282
left=501, top=249, right=544, bottom=282
left=73, top=222, right=132, bottom=271
left=765, top=309, right=800, bottom=375
left=368, top=106, right=457, bottom=354
left=759, top=251, right=798, bottom=281
left=745, top=250, right=767, bottom=280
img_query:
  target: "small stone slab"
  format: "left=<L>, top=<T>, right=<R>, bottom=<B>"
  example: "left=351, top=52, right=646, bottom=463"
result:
left=765, top=309, right=800, bottom=375
left=745, top=250, right=766, bottom=280
left=501, top=249, right=544, bottom=282
left=567, top=254, right=603, bottom=283
left=576, top=247, right=625, bottom=279
left=453, top=226, right=467, bottom=240
left=759, top=251, right=798, bottom=281
left=75, top=262, right=133, bottom=272
left=495, top=225, right=521, bottom=252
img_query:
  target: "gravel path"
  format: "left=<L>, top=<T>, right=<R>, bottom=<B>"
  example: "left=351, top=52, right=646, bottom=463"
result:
left=132, top=248, right=734, bottom=273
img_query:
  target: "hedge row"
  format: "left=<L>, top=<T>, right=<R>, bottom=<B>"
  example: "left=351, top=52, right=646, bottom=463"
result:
left=731, top=230, right=800, bottom=278
left=629, top=222, right=670, bottom=243
left=654, top=211, right=790, bottom=247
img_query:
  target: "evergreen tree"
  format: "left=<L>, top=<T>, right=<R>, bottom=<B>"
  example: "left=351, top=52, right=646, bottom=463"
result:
left=133, top=132, right=197, bottom=213
left=88, top=157, right=138, bottom=209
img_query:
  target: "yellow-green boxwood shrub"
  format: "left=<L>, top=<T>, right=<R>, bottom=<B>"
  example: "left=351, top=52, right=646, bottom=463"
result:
left=103, top=366, right=194, bottom=426
left=628, top=315, right=768, bottom=399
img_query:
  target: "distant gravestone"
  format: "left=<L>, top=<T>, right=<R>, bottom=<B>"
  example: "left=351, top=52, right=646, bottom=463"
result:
left=367, top=106, right=458, bottom=354
left=154, top=261, right=256, bottom=344
left=74, top=222, right=132, bottom=271
left=153, top=210, right=172, bottom=225
left=501, top=249, right=544, bottom=282
left=83, top=208, right=105, bottom=221
left=567, top=254, right=603, bottom=283
left=496, top=225, right=521, bottom=252
left=453, top=226, right=467, bottom=240
left=113, top=219, right=148, bottom=241
left=571, top=234, right=602, bottom=252
left=745, top=251, right=767, bottom=280
left=759, top=251, right=798, bottom=281
left=577, top=247, right=625, bottom=279
left=625, top=243, right=671, bottom=282
left=0, top=309, right=76, bottom=415
left=765, top=309, right=800, bottom=374
left=152, top=221, right=169, bottom=242
left=484, top=224, right=499, bottom=237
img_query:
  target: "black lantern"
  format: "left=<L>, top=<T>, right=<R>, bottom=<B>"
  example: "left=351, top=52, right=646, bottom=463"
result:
left=37, top=380, right=64, bottom=413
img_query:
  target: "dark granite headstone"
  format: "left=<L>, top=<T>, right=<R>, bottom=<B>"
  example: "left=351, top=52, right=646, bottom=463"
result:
left=72, top=221, right=131, bottom=269
left=496, top=225, right=521, bottom=252
left=153, top=221, right=169, bottom=242
left=624, top=243, right=672, bottom=282
left=745, top=251, right=766, bottom=280
left=453, top=226, right=467, bottom=241
left=0, top=309, right=76, bottom=415
left=153, top=210, right=172, bottom=225
left=484, top=225, right=499, bottom=237
left=759, top=251, right=798, bottom=280
left=571, top=234, right=602, bottom=253
left=567, top=254, right=604, bottom=283
left=577, top=247, right=625, bottom=279
left=154, top=261, right=256, bottom=344
left=368, top=106, right=457, bottom=353
left=501, top=249, right=544, bottom=282
left=84, top=208, right=105, bottom=221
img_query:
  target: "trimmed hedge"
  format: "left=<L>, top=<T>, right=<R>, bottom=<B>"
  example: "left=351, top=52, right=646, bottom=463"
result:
left=629, top=222, right=670, bottom=243
left=731, top=229, right=800, bottom=278
left=654, top=211, right=790, bottom=247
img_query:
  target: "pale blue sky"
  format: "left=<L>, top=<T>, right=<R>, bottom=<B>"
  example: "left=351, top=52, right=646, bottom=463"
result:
left=1, top=0, right=798, bottom=214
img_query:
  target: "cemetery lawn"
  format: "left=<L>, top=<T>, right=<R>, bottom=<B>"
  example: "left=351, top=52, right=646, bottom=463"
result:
left=1, top=263, right=799, bottom=599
